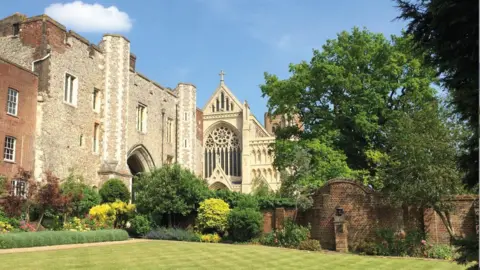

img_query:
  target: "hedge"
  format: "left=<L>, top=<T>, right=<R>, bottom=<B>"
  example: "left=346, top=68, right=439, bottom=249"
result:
left=0, top=229, right=129, bottom=249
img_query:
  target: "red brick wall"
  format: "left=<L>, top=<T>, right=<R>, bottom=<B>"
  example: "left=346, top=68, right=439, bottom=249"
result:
left=0, top=57, right=38, bottom=179
left=263, top=180, right=478, bottom=250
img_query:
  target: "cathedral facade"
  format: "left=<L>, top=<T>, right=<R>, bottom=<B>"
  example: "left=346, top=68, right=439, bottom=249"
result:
left=0, top=13, right=288, bottom=194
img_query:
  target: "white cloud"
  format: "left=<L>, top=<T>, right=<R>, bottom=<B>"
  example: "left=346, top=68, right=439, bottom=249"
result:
left=45, top=1, right=133, bottom=33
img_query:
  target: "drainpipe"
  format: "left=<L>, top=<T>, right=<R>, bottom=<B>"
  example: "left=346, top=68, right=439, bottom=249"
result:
left=161, top=108, right=165, bottom=166
left=31, top=53, right=51, bottom=72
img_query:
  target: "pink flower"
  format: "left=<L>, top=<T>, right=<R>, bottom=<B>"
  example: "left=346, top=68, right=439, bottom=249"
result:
left=421, top=240, right=427, bottom=245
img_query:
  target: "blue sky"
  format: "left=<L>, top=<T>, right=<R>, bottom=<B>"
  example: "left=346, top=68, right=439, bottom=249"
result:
left=2, top=0, right=406, bottom=124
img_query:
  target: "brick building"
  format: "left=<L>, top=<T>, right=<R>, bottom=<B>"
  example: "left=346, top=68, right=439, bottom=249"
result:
left=0, top=56, right=38, bottom=182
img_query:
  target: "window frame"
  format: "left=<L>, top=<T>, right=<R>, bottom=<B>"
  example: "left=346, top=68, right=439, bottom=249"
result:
left=3, top=136, right=16, bottom=162
left=136, top=103, right=147, bottom=133
left=6, top=88, right=19, bottom=116
left=11, top=179, right=27, bottom=198
left=93, top=123, right=100, bottom=154
left=64, top=73, right=78, bottom=106
left=92, top=88, right=100, bottom=113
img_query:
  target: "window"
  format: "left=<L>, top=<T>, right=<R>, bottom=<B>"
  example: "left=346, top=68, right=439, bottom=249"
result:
left=166, top=155, right=173, bottom=165
left=79, top=134, right=84, bottom=147
left=184, top=112, right=188, bottom=121
left=184, top=139, right=188, bottom=148
left=64, top=73, right=77, bottom=105
left=7, top=88, right=18, bottom=116
left=93, top=123, right=99, bottom=153
left=204, top=126, right=242, bottom=178
left=92, top=88, right=100, bottom=112
left=11, top=180, right=27, bottom=198
left=166, top=118, right=173, bottom=143
left=12, top=23, right=19, bottom=36
left=3, top=136, right=16, bottom=162
left=137, top=103, right=147, bottom=132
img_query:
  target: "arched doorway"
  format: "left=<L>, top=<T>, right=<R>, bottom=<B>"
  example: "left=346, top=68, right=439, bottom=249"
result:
left=209, top=181, right=229, bottom=191
left=127, top=144, right=155, bottom=202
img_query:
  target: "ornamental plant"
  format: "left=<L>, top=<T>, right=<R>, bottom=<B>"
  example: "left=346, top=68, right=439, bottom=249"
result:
left=88, top=200, right=135, bottom=229
left=99, top=179, right=130, bottom=203
left=0, top=221, right=13, bottom=233
left=196, top=198, right=230, bottom=235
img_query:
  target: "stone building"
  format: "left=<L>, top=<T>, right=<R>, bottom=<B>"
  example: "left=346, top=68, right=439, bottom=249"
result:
left=0, top=13, right=301, bottom=194
left=0, top=56, right=38, bottom=183
left=0, top=13, right=197, bottom=192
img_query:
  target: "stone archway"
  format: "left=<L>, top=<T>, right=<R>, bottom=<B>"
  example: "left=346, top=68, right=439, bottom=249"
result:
left=127, top=144, right=155, bottom=201
left=209, top=181, right=229, bottom=191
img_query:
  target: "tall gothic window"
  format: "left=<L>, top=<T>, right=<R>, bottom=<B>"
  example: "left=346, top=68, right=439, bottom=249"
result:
left=204, top=126, right=242, bottom=178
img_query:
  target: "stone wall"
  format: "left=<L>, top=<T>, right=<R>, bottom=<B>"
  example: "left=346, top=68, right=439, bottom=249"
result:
left=0, top=57, right=38, bottom=179
left=176, top=83, right=197, bottom=172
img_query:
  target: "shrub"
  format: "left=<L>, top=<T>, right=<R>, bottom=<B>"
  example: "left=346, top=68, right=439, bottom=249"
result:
left=0, top=221, right=13, bottom=233
left=63, top=217, right=90, bottom=232
left=200, top=233, right=221, bottom=243
left=260, top=219, right=310, bottom=248
left=426, top=244, right=456, bottom=260
left=299, top=239, right=321, bottom=251
left=454, top=236, right=479, bottom=268
left=61, top=175, right=101, bottom=217
left=145, top=227, right=200, bottom=242
left=89, top=200, right=135, bottom=229
left=0, top=229, right=128, bottom=249
left=89, top=203, right=116, bottom=225
left=374, top=228, right=426, bottom=257
left=196, top=198, right=230, bottom=234
left=128, top=215, right=151, bottom=237
left=0, top=210, right=19, bottom=228
left=227, top=208, right=263, bottom=242
left=99, top=179, right=130, bottom=203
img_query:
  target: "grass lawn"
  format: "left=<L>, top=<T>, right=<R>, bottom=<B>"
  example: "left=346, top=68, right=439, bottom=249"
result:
left=1, top=240, right=465, bottom=270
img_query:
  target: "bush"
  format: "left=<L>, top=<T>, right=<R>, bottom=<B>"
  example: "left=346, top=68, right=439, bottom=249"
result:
left=99, top=179, right=130, bottom=203
left=0, top=221, right=13, bottom=233
left=454, top=236, right=479, bottom=268
left=260, top=219, right=310, bottom=248
left=0, top=210, right=19, bottom=228
left=145, top=227, right=200, bottom=242
left=61, top=174, right=101, bottom=217
left=426, top=244, right=456, bottom=260
left=0, top=229, right=128, bottom=249
left=299, top=239, right=321, bottom=251
left=89, top=200, right=135, bottom=229
left=374, top=229, right=426, bottom=257
left=196, top=198, right=230, bottom=234
left=128, top=215, right=151, bottom=237
left=212, top=189, right=295, bottom=210
left=200, top=233, right=221, bottom=243
left=227, top=208, right=263, bottom=242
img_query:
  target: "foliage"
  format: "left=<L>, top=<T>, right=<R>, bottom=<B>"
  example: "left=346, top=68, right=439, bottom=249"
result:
left=61, top=173, right=101, bottom=217
left=0, top=175, right=6, bottom=196
left=0, top=210, right=19, bottom=228
left=145, top=227, right=201, bottom=242
left=18, top=220, right=36, bottom=232
left=200, top=233, right=221, bottom=243
left=298, top=239, right=321, bottom=251
left=134, top=165, right=210, bottom=227
left=36, top=172, right=72, bottom=230
left=89, top=200, right=135, bottom=229
left=371, top=228, right=426, bottom=257
left=213, top=189, right=295, bottom=210
left=251, top=176, right=270, bottom=197
left=0, top=221, right=13, bottom=233
left=260, top=219, right=310, bottom=248
left=63, top=217, right=90, bottom=232
left=127, top=215, right=151, bottom=237
left=453, top=236, right=479, bottom=269
left=396, top=0, right=479, bottom=189
left=261, top=28, right=438, bottom=187
left=196, top=198, right=230, bottom=234
left=426, top=244, right=457, bottom=260
left=375, top=103, right=463, bottom=238
left=0, top=229, right=128, bottom=249
left=99, top=178, right=130, bottom=203
left=0, top=168, right=38, bottom=219
left=83, top=214, right=113, bottom=230
left=227, top=207, right=263, bottom=242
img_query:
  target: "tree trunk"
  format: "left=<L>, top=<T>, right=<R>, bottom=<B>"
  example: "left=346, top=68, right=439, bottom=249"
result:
left=434, top=207, right=456, bottom=240
left=36, top=211, right=45, bottom=231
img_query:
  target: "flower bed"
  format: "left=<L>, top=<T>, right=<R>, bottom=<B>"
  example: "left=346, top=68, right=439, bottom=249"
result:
left=0, top=229, right=128, bottom=249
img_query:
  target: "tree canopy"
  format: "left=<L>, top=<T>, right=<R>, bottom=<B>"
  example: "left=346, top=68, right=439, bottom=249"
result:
left=396, top=0, right=479, bottom=188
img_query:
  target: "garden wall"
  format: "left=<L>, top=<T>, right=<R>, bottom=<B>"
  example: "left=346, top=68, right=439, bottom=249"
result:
left=264, top=179, right=478, bottom=251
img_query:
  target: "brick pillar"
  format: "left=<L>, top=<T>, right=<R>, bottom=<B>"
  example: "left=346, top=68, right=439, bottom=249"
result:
left=334, top=215, right=348, bottom=252
left=275, top=208, right=286, bottom=230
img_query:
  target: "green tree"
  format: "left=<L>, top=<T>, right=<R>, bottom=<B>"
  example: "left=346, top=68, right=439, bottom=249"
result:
left=375, top=101, right=463, bottom=238
left=133, top=165, right=210, bottom=227
left=61, top=173, right=101, bottom=217
left=261, top=28, right=438, bottom=180
left=396, top=0, right=479, bottom=189
left=99, top=179, right=130, bottom=203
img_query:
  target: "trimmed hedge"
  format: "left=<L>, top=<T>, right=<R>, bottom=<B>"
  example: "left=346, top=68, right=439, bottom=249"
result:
left=0, top=229, right=129, bottom=249
left=145, top=227, right=200, bottom=242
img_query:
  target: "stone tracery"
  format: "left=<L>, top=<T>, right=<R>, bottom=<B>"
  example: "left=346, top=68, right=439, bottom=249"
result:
left=204, top=126, right=242, bottom=178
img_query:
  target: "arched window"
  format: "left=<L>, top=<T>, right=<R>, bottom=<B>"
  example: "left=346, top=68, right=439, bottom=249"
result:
left=204, top=126, right=242, bottom=178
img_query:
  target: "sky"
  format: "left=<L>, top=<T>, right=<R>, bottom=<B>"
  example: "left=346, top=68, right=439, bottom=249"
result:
left=2, top=0, right=407, bottom=124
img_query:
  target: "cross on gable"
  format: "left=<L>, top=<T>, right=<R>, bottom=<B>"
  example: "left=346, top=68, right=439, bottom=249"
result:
left=219, top=70, right=226, bottom=82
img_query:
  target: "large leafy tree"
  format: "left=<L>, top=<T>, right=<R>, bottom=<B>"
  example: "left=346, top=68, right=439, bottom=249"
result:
left=377, top=101, right=464, bottom=238
left=261, top=28, right=438, bottom=180
left=396, top=0, right=479, bottom=189
left=133, top=164, right=210, bottom=227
